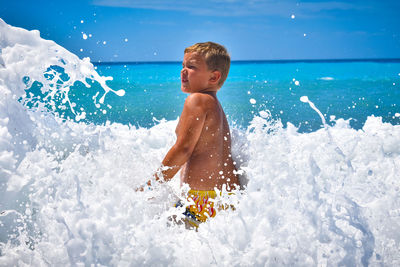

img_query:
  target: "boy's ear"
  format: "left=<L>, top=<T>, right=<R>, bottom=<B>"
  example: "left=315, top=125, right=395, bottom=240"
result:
left=209, top=70, right=221, bottom=85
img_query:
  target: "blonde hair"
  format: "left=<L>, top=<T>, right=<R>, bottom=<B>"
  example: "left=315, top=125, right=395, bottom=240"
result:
left=184, top=42, right=230, bottom=87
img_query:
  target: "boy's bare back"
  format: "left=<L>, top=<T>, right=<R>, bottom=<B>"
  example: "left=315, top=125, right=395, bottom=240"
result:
left=178, top=92, right=239, bottom=190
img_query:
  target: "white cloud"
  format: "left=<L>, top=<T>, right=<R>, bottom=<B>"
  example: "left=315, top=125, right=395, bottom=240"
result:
left=92, top=0, right=361, bottom=17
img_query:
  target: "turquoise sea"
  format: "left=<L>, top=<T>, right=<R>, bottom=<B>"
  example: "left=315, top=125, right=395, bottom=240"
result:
left=25, top=59, right=400, bottom=132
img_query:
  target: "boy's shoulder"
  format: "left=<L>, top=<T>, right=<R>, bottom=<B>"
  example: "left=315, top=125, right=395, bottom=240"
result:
left=184, top=93, right=219, bottom=114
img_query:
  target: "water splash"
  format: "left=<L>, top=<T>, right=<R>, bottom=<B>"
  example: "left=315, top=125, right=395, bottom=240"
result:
left=300, top=96, right=326, bottom=127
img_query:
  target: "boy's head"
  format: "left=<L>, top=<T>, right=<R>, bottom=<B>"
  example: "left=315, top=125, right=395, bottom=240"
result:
left=184, top=42, right=230, bottom=87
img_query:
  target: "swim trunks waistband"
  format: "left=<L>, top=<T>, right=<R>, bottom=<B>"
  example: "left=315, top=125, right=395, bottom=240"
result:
left=188, top=189, right=217, bottom=198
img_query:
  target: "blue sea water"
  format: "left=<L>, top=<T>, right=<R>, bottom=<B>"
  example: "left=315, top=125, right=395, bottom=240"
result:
left=26, top=59, right=400, bottom=132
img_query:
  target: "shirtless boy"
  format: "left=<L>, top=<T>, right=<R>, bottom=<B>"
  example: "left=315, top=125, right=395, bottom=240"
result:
left=147, top=42, right=239, bottom=225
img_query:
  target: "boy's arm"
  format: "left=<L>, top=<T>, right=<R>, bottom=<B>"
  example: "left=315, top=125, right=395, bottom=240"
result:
left=153, top=94, right=207, bottom=184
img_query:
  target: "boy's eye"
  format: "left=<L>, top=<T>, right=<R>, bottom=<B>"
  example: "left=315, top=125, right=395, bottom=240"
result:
left=182, top=63, right=195, bottom=69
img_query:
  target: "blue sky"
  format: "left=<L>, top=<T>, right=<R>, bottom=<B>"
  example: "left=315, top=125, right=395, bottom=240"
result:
left=1, top=0, right=399, bottom=62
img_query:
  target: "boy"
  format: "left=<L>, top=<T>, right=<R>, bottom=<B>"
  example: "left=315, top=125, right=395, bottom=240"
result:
left=147, top=42, right=239, bottom=226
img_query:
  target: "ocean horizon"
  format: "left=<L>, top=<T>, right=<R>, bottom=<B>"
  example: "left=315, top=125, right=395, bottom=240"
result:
left=93, top=57, right=400, bottom=65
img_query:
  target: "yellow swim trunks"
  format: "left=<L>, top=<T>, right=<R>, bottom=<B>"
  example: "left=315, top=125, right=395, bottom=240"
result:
left=175, top=189, right=217, bottom=227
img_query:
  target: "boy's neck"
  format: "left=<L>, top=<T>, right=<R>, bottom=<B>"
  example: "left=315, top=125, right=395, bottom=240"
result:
left=191, top=90, right=217, bottom=97
left=195, top=86, right=220, bottom=96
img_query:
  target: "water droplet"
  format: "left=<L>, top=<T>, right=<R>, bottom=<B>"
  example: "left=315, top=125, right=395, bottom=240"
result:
left=300, top=96, right=309, bottom=103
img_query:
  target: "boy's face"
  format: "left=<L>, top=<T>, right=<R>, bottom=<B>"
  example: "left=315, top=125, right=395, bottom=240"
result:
left=181, top=52, right=216, bottom=94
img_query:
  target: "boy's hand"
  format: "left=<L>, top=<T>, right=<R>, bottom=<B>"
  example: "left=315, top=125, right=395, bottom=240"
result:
left=135, top=168, right=166, bottom=192
left=135, top=185, right=146, bottom=192
left=135, top=179, right=153, bottom=192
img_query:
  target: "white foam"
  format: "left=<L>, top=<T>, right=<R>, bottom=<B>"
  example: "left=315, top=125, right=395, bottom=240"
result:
left=1, top=19, right=400, bottom=266
left=259, top=110, right=270, bottom=118
left=319, top=77, right=334, bottom=81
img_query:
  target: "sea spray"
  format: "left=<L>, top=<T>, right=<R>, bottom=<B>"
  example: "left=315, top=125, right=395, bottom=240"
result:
left=0, top=17, right=125, bottom=180
left=0, top=17, right=124, bottom=121
left=1, top=19, right=400, bottom=265
left=300, top=96, right=326, bottom=126
left=300, top=95, right=354, bottom=179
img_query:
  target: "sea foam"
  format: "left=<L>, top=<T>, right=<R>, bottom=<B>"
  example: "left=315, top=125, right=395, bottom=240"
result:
left=1, top=19, right=400, bottom=266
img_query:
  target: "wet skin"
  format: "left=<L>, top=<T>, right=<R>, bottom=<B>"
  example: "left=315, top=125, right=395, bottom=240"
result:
left=155, top=52, right=239, bottom=191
